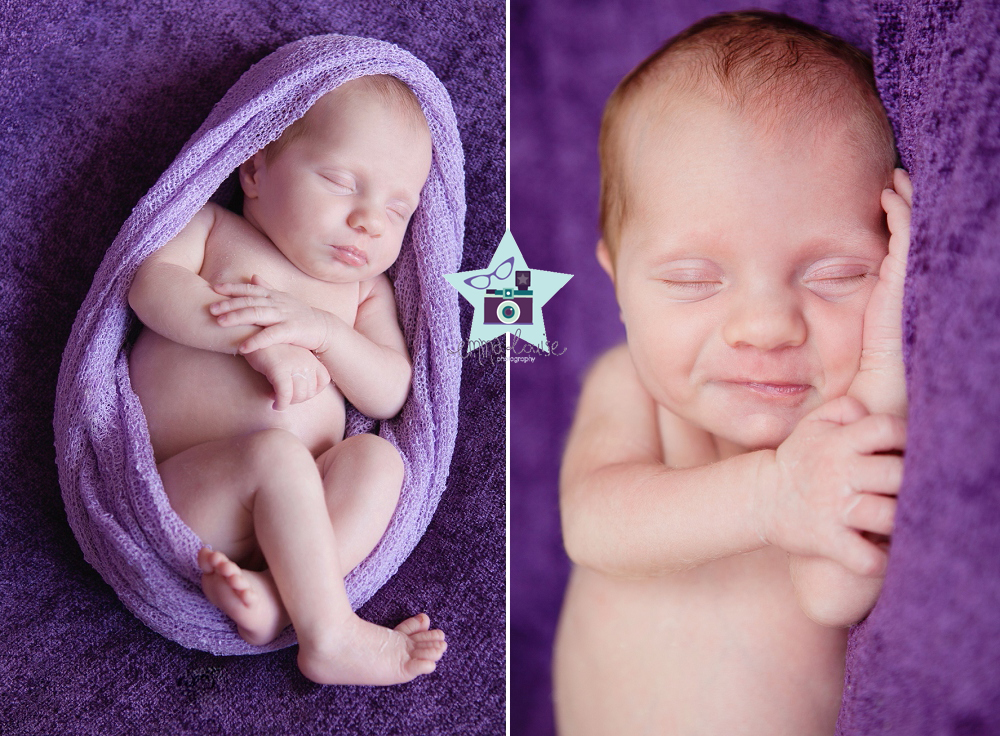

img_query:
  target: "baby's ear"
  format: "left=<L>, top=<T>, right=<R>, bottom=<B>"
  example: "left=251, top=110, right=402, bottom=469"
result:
left=238, top=151, right=266, bottom=199
left=596, top=239, right=616, bottom=284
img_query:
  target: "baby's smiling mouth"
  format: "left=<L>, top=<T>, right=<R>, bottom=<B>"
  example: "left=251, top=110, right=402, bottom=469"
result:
left=739, top=382, right=810, bottom=396
left=329, top=244, right=368, bottom=266
left=719, top=379, right=812, bottom=402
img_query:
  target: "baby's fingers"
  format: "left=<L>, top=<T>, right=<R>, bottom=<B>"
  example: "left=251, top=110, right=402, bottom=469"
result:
left=250, top=274, right=277, bottom=290
left=844, top=493, right=897, bottom=536
left=833, top=529, right=888, bottom=578
left=216, top=305, right=282, bottom=328
left=845, top=413, right=907, bottom=455
left=290, top=372, right=310, bottom=406
left=271, top=373, right=292, bottom=412
left=849, top=454, right=905, bottom=495
left=240, top=324, right=290, bottom=353
left=881, top=188, right=911, bottom=267
left=893, top=168, right=913, bottom=208
left=212, top=282, right=272, bottom=298
left=211, top=296, right=268, bottom=316
left=316, top=362, right=331, bottom=392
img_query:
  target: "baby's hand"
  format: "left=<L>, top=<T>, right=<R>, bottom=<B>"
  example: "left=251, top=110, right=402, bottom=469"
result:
left=243, top=343, right=331, bottom=411
left=758, top=395, right=906, bottom=577
left=211, top=275, right=331, bottom=354
left=849, top=168, right=913, bottom=418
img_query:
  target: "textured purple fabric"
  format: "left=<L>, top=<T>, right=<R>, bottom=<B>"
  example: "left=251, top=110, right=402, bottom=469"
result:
left=1, top=2, right=503, bottom=733
left=511, top=1, right=1000, bottom=734
left=54, top=33, right=465, bottom=656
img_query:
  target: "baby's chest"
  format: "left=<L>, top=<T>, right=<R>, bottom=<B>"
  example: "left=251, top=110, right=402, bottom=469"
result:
left=201, top=220, right=360, bottom=326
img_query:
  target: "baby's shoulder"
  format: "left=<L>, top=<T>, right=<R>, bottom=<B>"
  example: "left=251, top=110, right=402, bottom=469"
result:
left=358, top=272, right=396, bottom=306
left=565, top=343, right=663, bottom=470
left=581, top=343, right=648, bottom=402
left=201, top=201, right=252, bottom=239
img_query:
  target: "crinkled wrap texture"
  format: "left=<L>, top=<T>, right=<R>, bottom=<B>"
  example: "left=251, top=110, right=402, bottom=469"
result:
left=53, top=34, right=465, bottom=655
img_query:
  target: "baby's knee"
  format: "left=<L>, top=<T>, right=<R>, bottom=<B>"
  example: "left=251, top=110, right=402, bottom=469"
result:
left=345, top=434, right=405, bottom=490
left=245, top=428, right=315, bottom=481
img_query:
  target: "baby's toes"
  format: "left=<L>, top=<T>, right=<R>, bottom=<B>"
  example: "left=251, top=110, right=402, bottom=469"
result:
left=197, top=547, right=216, bottom=573
left=412, top=638, right=447, bottom=662
left=403, top=653, right=439, bottom=678
left=216, top=555, right=243, bottom=580
left=395, top=613, right=431, bottom=636
left=411, top=629, right=446, bottom=643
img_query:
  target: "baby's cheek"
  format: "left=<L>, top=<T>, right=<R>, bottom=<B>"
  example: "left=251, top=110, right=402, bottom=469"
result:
left=814, top=316, right=864, bottom=399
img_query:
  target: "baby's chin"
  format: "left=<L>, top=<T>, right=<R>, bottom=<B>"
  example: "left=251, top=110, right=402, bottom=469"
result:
left=702, top=411, right=799, bottom=452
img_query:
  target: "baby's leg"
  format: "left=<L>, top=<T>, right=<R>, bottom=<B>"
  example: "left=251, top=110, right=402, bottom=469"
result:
left=316, top=432, right=404, bottom=571
left=300, top=433, right=447, bottom=682
left=159, top=429, right=443, bottom=685
left=159, top=434, right=287, bottom=646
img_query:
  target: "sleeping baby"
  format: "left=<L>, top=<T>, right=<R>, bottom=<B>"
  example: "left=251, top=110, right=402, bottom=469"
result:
left=555, top=11, right=911, bottom=733
left=127, top=74, right=446, bottom=685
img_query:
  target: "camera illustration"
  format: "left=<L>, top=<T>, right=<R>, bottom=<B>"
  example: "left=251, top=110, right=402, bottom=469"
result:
left=484, top=270, right=533, bottom=325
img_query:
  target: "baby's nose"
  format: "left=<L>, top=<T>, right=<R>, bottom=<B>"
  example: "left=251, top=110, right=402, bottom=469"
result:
left=347, top=203, right=385, bottom=237
left=722, top=291, right=807, bottom=351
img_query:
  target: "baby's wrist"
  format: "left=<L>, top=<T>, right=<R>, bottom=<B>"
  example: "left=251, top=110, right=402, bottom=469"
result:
left=751, top=449, right=780, bottom=546
left=312, top=309, right=340, bottom=356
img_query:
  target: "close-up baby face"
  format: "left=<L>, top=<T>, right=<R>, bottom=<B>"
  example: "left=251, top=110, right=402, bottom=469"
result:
left=242, top=78, right=432, bottom=283
left=607, top=93, right=891, bottom=451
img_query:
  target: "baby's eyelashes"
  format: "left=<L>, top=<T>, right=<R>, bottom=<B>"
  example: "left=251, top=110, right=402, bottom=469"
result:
left=661, top=280, right=721, bottom=291
left=320, top=172, right=356, bottom=193
left=804, top=272, right=874, bottom=295
left=386, top=203, right=411, bottom=222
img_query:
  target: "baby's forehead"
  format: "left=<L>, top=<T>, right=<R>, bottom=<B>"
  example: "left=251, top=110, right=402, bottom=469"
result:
left=306, top=77, right=428, bottom=131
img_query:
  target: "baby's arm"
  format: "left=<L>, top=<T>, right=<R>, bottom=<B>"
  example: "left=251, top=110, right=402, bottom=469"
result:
left=789, top=168, right=913, bottom=626
left=129, top=205, right=329, bottom=408
left=561, top=345, right=771, bottom=576
left=128, top=204, right=258, bottom=354
left=210, top=274, right=411, bottom=419
left=243, top=344, right=331, bottom=412
left=561, top=346, right=903, bottom=578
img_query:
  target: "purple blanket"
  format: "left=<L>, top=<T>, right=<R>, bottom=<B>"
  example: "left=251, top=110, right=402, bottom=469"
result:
left=511, top=0, right=1000, bottom=734
left=54, top=33, right=465, bottom=656
left=1, top=2, right=502, bottom=733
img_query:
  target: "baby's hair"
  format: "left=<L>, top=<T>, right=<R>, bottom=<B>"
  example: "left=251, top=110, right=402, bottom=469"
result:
left=264, top=74, right=425, bottom=163
left=599, top=10, right=899, bottom=255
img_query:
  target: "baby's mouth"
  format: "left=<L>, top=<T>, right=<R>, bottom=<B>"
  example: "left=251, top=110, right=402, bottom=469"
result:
left=721, top=380, right=812, bottom=403
left=329, top=244, right=368, bottom=266
left=739, top=382, right=810, bottom=396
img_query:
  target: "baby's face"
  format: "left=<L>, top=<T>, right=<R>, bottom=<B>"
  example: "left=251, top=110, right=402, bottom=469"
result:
left=243, top=80, right=432, bottom=283
left=606, top=96, right=891, bottom=451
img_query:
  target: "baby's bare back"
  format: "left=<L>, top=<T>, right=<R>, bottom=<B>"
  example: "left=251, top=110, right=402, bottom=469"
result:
left=554, top=347, right=848, bottom=734
left=129, top=205, right=357, bottom=463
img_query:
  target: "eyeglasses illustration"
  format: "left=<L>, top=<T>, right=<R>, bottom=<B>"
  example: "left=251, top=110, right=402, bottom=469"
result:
left=463, top=256, right=515, bottom=290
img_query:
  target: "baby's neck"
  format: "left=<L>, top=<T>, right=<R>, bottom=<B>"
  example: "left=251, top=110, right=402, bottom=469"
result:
left=714, top=434, right=749, bottom=461
left=657, top=405, right=751, bottom=467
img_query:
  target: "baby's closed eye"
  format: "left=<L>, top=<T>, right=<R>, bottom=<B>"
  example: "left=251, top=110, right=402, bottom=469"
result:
left=804, top=268, right=874, bottom=296
left=320, top=172, right=356, bottom=193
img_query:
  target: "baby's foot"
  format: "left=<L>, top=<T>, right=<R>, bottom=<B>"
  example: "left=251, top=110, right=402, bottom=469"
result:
left=297, top=612, right=447, bottom=686
left=198, top=548, right=289, bottom=646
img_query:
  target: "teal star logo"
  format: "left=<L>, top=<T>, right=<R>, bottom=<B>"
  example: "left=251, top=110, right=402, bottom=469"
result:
left=445, top=230, right=572, bottom=354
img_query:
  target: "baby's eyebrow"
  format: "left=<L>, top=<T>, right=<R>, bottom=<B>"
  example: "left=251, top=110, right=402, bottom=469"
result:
left=799, top=231, right=888, bottom=257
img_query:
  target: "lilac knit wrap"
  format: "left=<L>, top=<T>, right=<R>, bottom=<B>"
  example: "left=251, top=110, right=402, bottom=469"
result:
left=52, top=34, right=465, bottom=655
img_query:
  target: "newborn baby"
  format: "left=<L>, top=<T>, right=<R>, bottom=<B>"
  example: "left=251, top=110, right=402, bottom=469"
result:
left=128, top=75, right=446, bottom=685
left=555, top=12, right=912, bottom=733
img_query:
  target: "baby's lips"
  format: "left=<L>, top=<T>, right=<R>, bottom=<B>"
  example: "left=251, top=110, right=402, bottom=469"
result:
left=329, top=244, right=368, bottom=266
